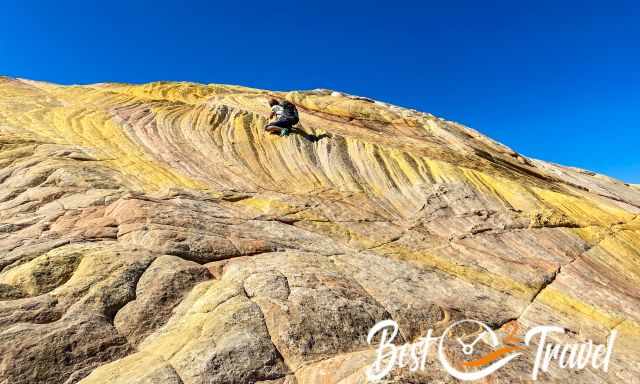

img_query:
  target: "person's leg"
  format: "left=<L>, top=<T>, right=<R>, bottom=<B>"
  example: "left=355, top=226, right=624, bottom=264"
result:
left=265, top=118, right=288, bottom=130
left=279, top=117, right=297, bottom=136
left=270, top=119, right=288, bottom=128
left=266, top=117, right=296, bottom=135
left=265, top=118, right=284, bottom=134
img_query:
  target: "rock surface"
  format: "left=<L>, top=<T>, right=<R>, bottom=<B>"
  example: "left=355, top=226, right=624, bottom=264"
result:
left=0, top=76, right=638, bottom=383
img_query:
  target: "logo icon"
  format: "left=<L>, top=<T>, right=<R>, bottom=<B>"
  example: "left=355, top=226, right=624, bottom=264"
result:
left=438, top=320, right=525, bottom=381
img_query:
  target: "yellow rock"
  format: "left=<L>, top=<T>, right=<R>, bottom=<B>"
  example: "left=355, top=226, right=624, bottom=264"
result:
left=1, top=77, right=639, bottom=383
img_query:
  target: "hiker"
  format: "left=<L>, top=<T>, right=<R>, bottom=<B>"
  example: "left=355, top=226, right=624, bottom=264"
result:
left=265, top=98, right=299, bottom=136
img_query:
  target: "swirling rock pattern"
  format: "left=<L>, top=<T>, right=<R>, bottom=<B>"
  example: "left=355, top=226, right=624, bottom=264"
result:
left=0, top=76, right=638, bottom=383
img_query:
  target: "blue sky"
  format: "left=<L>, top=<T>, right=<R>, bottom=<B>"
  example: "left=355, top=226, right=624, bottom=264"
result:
left=2, top=1, right=638, bottom=182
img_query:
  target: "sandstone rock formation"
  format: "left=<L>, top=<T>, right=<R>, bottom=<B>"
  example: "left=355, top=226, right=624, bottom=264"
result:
left=0, top=76, right=638, bottom=383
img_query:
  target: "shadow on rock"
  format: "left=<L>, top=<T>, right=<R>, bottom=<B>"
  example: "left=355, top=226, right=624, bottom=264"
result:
left=290, top=126, right=332, bottom=142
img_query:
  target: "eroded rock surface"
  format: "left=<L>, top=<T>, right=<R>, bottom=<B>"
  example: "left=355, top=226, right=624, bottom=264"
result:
left=0, top=77, right=638, bottom=383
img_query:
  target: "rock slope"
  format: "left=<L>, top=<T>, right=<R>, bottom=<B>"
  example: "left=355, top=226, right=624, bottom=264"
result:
left=0, top=76, right=638, bottom=383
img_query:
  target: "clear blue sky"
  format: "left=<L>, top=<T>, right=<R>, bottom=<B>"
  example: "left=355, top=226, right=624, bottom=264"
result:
left=2, top=1, right=638, bottom=182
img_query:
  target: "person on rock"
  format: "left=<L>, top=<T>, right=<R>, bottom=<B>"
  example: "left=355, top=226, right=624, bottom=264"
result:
left=265, top=98, right=299, bottom=137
